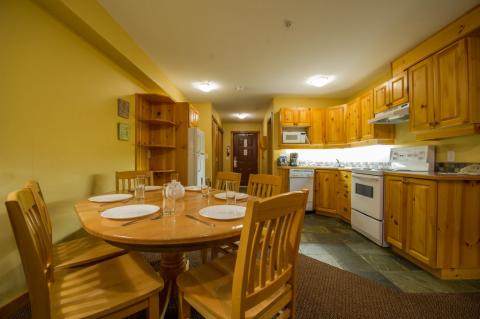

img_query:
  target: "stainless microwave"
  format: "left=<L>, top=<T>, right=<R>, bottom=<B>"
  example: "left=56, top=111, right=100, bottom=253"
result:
left=282, top=131, right=307, bottom=144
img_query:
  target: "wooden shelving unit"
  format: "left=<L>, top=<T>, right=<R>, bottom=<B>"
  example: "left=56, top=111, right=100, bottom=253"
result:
left=135, top=94, right=196, bottom=186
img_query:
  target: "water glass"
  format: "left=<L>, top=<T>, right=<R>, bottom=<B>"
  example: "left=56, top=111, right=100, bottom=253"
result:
left=225, top=181, right=236, bottom=205
left=134, top=175, right=146, bottom=199
left=162, top=183, right=176, bottom=215
left=201, top=177, right=211, bottom=198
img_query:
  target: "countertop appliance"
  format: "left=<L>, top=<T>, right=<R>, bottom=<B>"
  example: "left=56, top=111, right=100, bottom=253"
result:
left=283, top=131, right=307, bottom=144
left=289, top=169, right=314, bottom=211
left=289, top=153, right=299, bottom=166
left=187, top=127, right=206, bottom=186
left=350, top=145, right=435, bottom=247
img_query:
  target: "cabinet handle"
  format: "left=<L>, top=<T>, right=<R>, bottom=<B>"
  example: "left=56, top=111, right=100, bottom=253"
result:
left=429, top=122, right=436, bottom=127
left=420, top=104, right=426, bottom=109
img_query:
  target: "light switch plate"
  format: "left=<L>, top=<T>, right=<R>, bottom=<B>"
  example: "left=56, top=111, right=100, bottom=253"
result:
left=447, top=150, right=455, bottom=162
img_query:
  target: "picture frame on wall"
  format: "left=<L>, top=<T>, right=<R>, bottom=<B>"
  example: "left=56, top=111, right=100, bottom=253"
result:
left=117, top=98, right=130, bottom=119
left=117, top=123, right=129, bottom=141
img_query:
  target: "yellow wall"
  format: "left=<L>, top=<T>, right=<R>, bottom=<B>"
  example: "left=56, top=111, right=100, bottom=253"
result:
left=0, top=0, right=151, bottom=302
left=222, top=122, right=266, bottom=174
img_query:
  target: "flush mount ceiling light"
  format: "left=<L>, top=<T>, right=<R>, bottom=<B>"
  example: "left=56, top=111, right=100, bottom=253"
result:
left=193, top=81, right=219, bottom=93
left=306, top=75, right=334, bottom=88
left=234, top=113, right=249, bottom=119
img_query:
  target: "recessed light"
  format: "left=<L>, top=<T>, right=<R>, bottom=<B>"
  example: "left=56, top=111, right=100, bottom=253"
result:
left=306, top=75, right=334, bottom=88
left=193, top=81, right=219, bottom=93
left=235, top=85, right=245, bottom=91
left=234, top=113, right=249, bottom=119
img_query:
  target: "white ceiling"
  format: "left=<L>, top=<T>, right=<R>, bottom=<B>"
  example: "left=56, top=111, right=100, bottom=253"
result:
left=99, top=0, right=479, bottom=122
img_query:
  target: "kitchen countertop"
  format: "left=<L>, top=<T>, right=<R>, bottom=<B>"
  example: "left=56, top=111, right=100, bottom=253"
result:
left=278, top=166, right=352, bottom=171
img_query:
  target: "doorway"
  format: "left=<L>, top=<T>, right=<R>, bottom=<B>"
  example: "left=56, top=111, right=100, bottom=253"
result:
left=232, top=131, right=259, bottom=186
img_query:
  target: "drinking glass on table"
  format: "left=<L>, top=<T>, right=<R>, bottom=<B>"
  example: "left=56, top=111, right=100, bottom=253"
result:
left=201, top=177, right=211, bottom=198
left=225, top=180, right=236, bottom=205
left=134, top=175, right=146, bottom=200
left=163, top=183, right=176, bottom=215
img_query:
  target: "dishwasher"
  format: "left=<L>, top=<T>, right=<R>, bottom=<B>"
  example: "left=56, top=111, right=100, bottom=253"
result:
left=289, top=169, right=314, bottom=211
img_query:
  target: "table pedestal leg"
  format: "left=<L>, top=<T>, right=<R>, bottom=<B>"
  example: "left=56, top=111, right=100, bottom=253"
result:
left=158, top=252, right=188, bottom=318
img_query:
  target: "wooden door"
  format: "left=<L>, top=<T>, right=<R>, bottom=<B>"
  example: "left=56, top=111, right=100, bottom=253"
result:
left=384, top=176, right=405, bottom=250
left=405, top=178, right=437, bottom=266
left=390, top=71, right=409, bottom=107
left=280, top=108, right=296, bottom=126
left=309, top=108, right=325, bottom=144
left=346, top=98, right=361, bottom=142
left=232, top=132, right=258, bottom=186
left=360, top=91, right=374, bottom=140
left=433, top=39, right=469, bottom=129
left=296, top=108, right=311, bottom=126
left=314, top=170, right=337, bottom=213
left=325, top=105, right=346, bottom=144
left=409, top=57, right=435, bottom=132
left=373, top=81, right=390, bottom=113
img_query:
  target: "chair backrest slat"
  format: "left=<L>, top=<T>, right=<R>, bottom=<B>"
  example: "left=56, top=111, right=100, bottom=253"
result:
left=25, top=180, right=52, bottom=240
left=215, top=171, right=241, bottom=191
left=246, top=174, right=282, bottom=198
left=6, top=188, right=53, bottom=318
left=116, top=170, right=154, bottom=192
left=231, top=190, right=308, bottom=318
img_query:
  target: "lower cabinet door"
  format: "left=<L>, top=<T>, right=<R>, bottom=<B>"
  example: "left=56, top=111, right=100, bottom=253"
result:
left=315, top=171, right=337, bottom=213
left=384, top=176, right=405, bottom=250
left=405, top=178, right=437, bottom=266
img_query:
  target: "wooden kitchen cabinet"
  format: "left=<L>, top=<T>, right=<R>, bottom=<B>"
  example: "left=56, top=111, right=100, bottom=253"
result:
left=373, top=71, right=408, bottom=114
left=280, top=107, right=311, bottom=127
left=345, top=98, right=361, bottom=142
left=314, top=170, right=338, bottom=214
left=384, top=176, right=405, bottom=250
left=336, top=170, right=351, bottom=221
left=309, top=108, right=325, bottom=144
left=408, top=37, right=480, bottom=140
left=359, top=91, right=395, bottom=142
left=325, top=105, right=346, bottom=145
left=404, top=178, right=437, bottom=267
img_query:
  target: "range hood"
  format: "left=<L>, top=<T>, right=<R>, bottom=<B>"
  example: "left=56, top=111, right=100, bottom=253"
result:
left=368, top=103, right=409, bottom=124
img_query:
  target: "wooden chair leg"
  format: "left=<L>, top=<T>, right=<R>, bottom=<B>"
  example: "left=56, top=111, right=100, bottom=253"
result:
left=178, top=291, right=191, bottom=319
left=201, top=249, right=208, bottom=263
left=147, top=293, right=159, bottom=319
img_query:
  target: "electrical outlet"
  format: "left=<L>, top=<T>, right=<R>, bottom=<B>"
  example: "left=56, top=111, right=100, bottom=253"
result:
left=447, top=150, right=455, bottom=162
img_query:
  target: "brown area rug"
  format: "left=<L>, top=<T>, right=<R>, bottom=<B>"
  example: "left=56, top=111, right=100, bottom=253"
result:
left=8, top=253, right=480, bottom=319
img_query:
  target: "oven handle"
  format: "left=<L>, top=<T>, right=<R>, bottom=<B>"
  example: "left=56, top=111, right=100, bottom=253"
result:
left=352, top=174, right=382, bottom=181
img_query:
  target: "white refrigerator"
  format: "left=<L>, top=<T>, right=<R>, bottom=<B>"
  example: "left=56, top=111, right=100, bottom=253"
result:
left=187, top=128, right=206, bottom=186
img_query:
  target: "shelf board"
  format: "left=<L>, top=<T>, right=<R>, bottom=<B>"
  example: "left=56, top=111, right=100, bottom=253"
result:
left=141, top=119, right=176, bottom=126
left=152, top=169, right=176, bottom=173
left=138, top=144, right=175, bottom=149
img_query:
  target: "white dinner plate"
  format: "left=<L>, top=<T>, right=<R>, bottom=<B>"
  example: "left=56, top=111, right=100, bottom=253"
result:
left=199, top=205, right=246, bottom=220
left=185, top=186, right=201, bottom=192
left=145, top=185, right=162, bottom=191
left=88, top=194, right=133, bottom=203
left=214, top=192, right=249, bottom=200
left=101, top=204, right=160, bottom=220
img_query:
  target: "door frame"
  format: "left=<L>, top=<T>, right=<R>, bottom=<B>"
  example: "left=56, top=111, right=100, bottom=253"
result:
left=230, top=131, right=260, bottom=175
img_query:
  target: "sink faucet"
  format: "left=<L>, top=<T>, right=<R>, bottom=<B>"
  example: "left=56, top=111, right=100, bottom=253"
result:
left=336, top=159, right=341, bottom=167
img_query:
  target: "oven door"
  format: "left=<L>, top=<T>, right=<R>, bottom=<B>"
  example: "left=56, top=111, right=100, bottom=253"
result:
left=351, top=173, right=384, bottom=220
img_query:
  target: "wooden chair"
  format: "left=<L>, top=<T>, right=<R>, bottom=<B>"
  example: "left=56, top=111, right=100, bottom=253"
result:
left=177, top=190, right=309, bottom=319
left=215, top=171, right=241, bottom=191
left=116, top=170, right=154, bottom=192
left=26, top=180, right=125, bottom=270
left=246, top=174, right=283, bottom=198
left=6, top=188, right=164, bottom=319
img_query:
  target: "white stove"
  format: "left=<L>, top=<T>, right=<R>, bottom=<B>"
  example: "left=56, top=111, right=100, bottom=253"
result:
left=350, top=146, right=435, bottom=247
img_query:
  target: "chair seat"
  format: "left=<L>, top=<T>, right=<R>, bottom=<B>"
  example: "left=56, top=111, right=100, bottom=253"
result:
left=53, top=235, right=125, bottom=270
left=177, top=254, right=291, bottom=319
left=51, top=252, right=163, bottom=319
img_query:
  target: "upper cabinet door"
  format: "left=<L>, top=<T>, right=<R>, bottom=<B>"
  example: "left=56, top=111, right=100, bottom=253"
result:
left=391, top=71, right=409, bottom=107
left=345, top=99, right=361, bottom=142
left=309, top=108, right=325, bottom=144
left=325, top=105, right=346, bottom=144
left=360, top=91, right=374, bottom=140
left=280, top=108, right=296, bottom=126
left=296, top=108, right=311, bottom=126
left=433, top=39, right=469, bottom=129
left=373, top=82, right=390, bottom=113
left=409, top=57, right=435, bottom=132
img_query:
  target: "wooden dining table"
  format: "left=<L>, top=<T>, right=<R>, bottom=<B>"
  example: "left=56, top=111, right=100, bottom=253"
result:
left=74, top=189, right=246, bottom=318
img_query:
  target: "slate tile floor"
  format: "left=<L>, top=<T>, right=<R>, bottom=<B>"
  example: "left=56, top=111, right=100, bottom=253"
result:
left=300, top=213, right=480, bottom=293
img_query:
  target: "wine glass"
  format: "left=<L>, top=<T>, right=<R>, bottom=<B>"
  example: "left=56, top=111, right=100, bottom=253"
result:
left=201, top=177, right=211, bottom=198
left=225, top=181, right=236, bottom=205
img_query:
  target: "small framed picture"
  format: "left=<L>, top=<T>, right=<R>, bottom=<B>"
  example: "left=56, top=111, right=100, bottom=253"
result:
left=117, top=98, right=130, bottom=119
left=117, top=123, right=129, bottom=141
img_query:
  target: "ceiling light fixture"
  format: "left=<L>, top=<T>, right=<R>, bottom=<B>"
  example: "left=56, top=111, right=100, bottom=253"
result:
left=234, top=113, right=249, bottom=120
left=193, top=81, right=219, bottom=93
left=306, top=75, right=334, bottom=88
